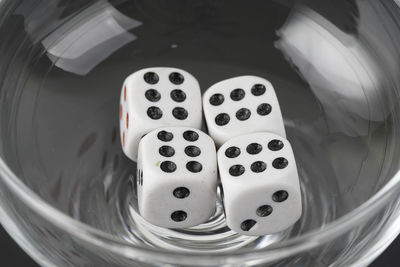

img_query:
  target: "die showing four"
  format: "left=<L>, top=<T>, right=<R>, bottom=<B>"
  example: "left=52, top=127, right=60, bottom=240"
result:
left=137, top=127, right=218, bottom=228
left=120, top=67, right=202, bottom=161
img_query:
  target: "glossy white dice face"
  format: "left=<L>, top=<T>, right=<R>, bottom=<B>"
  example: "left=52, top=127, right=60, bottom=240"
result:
left=203, top=76, right=286, bottom=146
left=218, top=132, right=302, bottom=236
left=137, top=127, right=218, bottom=228
left=120, top=67, right=202, bottom=161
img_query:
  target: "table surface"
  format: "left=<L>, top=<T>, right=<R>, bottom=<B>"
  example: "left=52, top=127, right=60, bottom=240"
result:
left=0, top=225, right=396, bottom=266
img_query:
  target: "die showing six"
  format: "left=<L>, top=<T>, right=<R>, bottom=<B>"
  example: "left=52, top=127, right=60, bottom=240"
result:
left=202, top=76, right=286, bottom=146
left=120, top=67, right=202, bottom=161
left=137, top=127, right=218, bottom=228
left=217, top=132, right=302, bottom=236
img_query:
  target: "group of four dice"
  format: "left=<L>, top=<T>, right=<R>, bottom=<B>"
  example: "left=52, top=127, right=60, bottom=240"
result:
left=120, top=67, right=302, bottom=236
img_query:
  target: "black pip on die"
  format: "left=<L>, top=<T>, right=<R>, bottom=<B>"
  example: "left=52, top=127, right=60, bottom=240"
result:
left=120, top=67, right=202, bottom=161
left=218, top=132, right=302, bottom=236
left=137, top=127, right=218, bottom=228
left=203, top=76, right=286, bottom=146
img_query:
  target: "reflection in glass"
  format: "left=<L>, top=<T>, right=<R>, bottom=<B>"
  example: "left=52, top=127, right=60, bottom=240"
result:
left=276, top=4, right=399, bottom=136
left=42, top=1, right=141, bottom=75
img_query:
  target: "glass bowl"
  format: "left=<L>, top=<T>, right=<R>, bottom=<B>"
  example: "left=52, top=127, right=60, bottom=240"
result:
left=1, top=0, right=400, bottom=266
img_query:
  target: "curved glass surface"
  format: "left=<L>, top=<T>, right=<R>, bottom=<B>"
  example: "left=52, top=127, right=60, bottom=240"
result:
left=0, top=0, right=399, bottom=266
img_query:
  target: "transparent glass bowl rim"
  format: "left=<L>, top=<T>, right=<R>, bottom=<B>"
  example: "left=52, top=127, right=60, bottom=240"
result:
left=1, top=150, right=400, bottom=263
left=0, top=1, right=400, bottom=262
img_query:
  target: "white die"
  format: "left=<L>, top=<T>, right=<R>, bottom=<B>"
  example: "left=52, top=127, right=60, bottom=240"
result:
left=120, top=67, right=202, bottom=161
left=137, top=127, right=218, bottom=228
left=218, top=132, right=302, bottom=236
left=203, top=76, right=286, bottom=146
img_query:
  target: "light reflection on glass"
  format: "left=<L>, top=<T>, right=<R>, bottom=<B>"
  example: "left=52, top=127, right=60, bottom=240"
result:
left=276, top=3, right=399, bottom=136
left=42, top=1, right=141, bottom=75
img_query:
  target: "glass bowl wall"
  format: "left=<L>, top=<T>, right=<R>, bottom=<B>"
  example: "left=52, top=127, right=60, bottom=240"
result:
left=0, top=0, right=400, bottom=266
